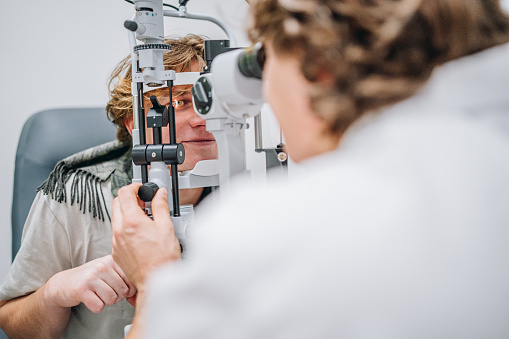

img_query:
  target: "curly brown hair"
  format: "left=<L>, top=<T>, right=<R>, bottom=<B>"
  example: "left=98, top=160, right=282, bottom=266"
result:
left=248, top=0, right=509, bottom=135
left=106, top=34, right=206, bottom=143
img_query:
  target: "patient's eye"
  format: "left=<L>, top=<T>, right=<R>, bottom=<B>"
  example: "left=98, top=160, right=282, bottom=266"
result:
left=172, top=100, right=185, bottom=108
left=172, top=99, right=192, bottom=110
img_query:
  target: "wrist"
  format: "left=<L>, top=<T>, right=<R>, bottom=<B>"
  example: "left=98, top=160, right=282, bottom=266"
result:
left=41, top=271, right=74, bottom=311
left=40, top=275, right=61, bottom=310
left=37, top=274, right=72, bottom=337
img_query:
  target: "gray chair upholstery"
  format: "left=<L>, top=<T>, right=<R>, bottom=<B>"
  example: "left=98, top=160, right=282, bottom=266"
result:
left=11, top=107, right=117, bottom=261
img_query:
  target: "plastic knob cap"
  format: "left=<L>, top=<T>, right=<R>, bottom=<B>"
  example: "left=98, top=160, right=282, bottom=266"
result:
left=124, top=20, right=138, bottom=32
left=138, top=182, right=160, bottom=202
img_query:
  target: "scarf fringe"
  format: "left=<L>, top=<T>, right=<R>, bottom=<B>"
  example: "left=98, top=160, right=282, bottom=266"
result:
left=38, top=165, right=110, bottom=222
left=36, top=140, right=132, bottom=223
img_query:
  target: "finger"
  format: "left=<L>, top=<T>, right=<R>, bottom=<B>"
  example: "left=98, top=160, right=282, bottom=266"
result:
left=117, top=184, right=148, bottom=228
left=100, top=259, right=130, bottom=303
left=111, top=197, right=123, bottom=239
left=138, top=199, right=145, bottom=210
left=81, top=289, right=105, bottom=313
left=152, top=187, right=172, bottom=226
left=117, top=183, right=144, bottom=215
left=111, top=198, right=125, bottom=267
left=137, top=195, right=145, bottom=210
left=126, top=294, right=137, bottom=307
left=111, top=259, right=138, bottom=298
left=120, top=182, right=143, bottom=195
left=111, top=234, right=123, bottom=271
left=91, top=278, right=122, bottom=306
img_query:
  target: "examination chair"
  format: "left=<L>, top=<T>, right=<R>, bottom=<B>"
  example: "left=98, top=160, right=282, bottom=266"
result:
left=3, top=108, right=116, bottom=339
left=11, top=107, right=117, bottom=260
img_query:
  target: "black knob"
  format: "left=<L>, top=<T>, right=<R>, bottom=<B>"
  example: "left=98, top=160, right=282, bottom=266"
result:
left=138, top=182, right=160, bottom=202
left=124, top=20, right=138, bottom=32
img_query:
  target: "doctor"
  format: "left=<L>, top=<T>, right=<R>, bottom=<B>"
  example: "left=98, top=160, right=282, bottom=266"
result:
left=112, top=0, right=509, bottom=338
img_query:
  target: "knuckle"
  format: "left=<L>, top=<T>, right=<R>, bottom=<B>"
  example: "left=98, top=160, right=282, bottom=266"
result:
left=121, top=286, right=129, bottom=297
left=112, top=227, right=122, bottom=238
left=117, top=186, right=128, bottom=196
left=123, top=211, right=139, bottom=226
left=95, top=262, right=109, bottom=274
left=107, top=291, right=118, bottom=305
left=82, top=270, right=98, bottom=283
left=76, top=283, right=90, bottom=297
left=91, top=303, right=104, bottom=313
left=116, top=290, right=127, bottom=301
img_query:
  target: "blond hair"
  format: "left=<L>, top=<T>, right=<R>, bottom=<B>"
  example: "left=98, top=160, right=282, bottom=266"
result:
left=106, top=34, right=206, bottom=143
left=248, top=0, right=509, bottom=135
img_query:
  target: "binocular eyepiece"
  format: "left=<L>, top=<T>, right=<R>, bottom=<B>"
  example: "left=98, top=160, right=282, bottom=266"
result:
left=237, top=43, right=265, bottom=80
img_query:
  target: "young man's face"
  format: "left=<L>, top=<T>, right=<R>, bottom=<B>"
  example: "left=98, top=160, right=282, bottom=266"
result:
left=143, top=82, right=218, bottom=172
left=122, top=61, right=217, bottom=172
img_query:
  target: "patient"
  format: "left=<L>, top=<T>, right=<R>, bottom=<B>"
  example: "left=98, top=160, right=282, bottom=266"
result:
left=0, top=34, right=217, bottom=339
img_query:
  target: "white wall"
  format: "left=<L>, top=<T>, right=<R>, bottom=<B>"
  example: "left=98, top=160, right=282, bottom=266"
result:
left=0, top=0, right=257, bottom=285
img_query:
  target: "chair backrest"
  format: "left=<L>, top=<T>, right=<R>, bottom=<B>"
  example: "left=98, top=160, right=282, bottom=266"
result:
left=11, top=107, right=117, bottom=260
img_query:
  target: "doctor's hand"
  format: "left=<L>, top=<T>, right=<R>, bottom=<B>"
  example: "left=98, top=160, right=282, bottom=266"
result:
left=112, top=183, right=182, bottom=292
left=44, top=255, right=137, bottom=313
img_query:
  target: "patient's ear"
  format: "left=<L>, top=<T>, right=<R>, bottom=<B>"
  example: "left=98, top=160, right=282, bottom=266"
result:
left=124, top=117, right=134, bottom=136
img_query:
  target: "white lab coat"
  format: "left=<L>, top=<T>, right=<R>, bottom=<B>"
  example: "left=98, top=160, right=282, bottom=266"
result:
left=145, top=42, right=509, bottom=338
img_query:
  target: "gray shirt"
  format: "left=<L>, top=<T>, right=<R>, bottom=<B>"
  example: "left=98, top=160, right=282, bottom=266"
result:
left=0, top=175, right=134, bottom=339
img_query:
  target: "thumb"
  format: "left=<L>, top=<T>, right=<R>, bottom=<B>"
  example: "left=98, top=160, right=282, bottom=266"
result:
left=152, top=187, right=172, bottom=225
left=126, top=294, right=137, bottom=307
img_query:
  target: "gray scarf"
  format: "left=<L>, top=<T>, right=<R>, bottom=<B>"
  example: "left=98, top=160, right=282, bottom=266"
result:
left=37, top=140, right=132, bottom=222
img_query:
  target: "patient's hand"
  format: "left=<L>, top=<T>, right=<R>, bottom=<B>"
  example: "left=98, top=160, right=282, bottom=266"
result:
left=44, top=255, right=136, bottom=313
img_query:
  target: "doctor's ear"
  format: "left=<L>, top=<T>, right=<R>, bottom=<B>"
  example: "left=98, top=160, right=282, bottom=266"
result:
left=315, top=70, right=335, bottom=87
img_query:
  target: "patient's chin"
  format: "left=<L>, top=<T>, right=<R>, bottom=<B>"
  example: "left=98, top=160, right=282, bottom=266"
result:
left=177, top=155, right=217, bottom=172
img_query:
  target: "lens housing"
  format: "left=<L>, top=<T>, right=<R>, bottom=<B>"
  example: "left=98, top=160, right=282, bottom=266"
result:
left=238, top=43, right=265, bottom=79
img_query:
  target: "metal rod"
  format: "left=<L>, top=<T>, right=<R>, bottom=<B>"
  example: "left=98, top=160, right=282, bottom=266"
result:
left=153, top=127, right=162, bottom=145
left=163, top=10, right=237, bottom=47
left=254, top=114, right=263, bottom=150
left=137, top=80, right=148, bottom=182
left=167, top=80, right=180, bottom=216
